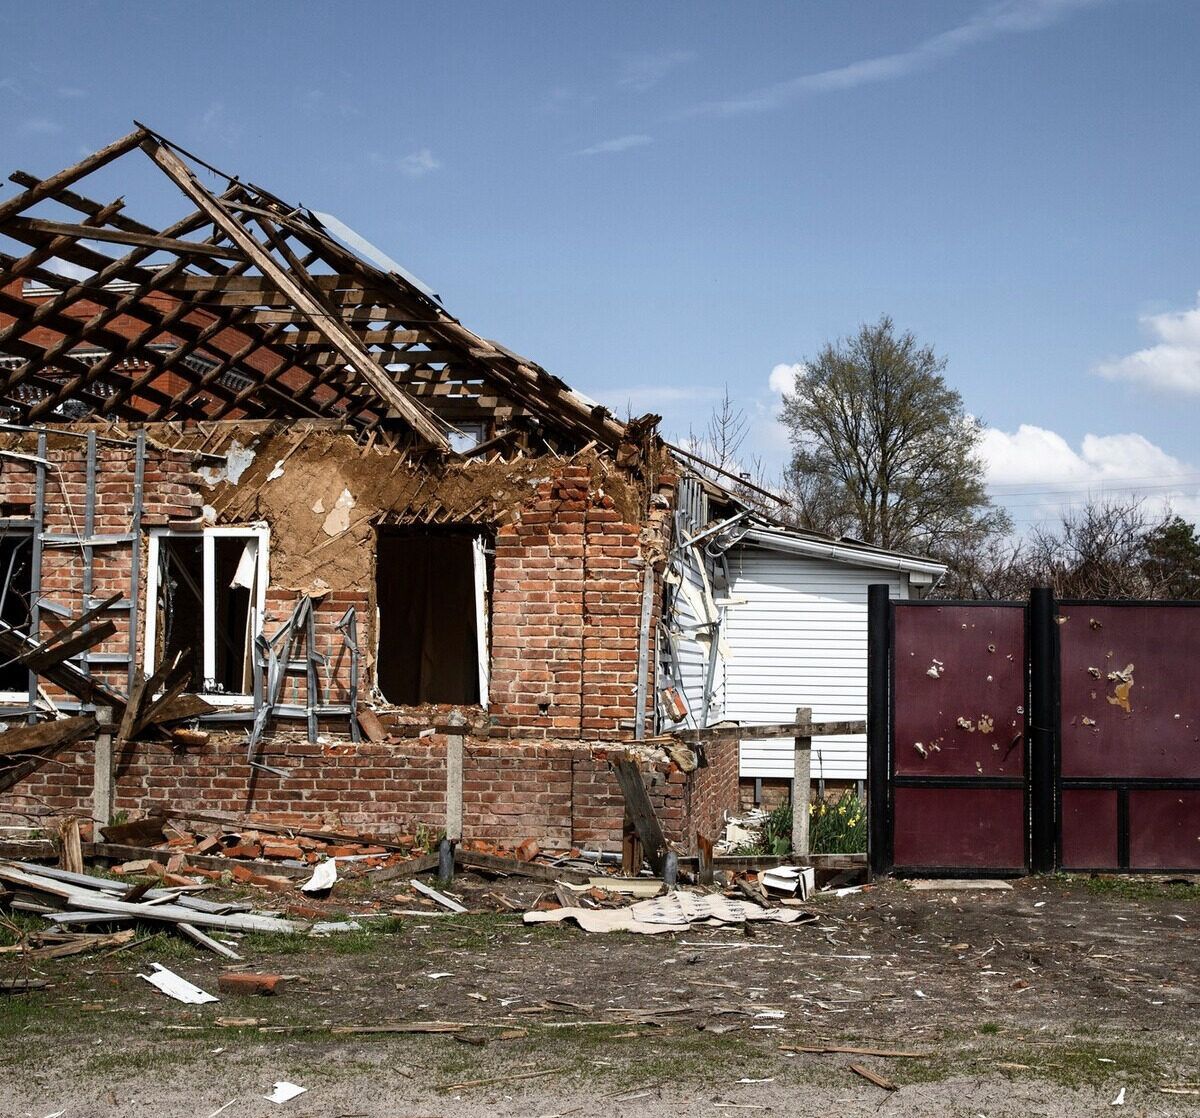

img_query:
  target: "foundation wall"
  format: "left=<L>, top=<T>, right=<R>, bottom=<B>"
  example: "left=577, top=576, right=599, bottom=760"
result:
left=4, top=733, right=736, bottom=853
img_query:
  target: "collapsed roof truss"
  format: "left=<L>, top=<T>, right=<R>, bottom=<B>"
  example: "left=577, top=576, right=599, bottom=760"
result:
left=0, top=126, right=628, bottom=453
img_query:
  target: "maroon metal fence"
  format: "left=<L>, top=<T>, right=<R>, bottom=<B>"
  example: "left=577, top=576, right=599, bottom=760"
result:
left=1057, top=602, right=1200, bottom=872
left=868, top=588, right=1200, bottom=876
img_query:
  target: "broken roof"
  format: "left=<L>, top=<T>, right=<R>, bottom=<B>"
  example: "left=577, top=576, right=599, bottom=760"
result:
left=0, top=125, right=631, bottom=454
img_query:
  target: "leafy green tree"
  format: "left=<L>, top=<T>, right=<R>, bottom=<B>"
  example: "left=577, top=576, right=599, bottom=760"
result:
left=1142, top=515, right=1200, bottom=599
left=778, top=316, right=1008, bottom=554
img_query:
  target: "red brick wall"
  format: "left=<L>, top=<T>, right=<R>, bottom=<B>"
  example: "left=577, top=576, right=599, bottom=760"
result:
left=0, top=429, right=719, bottom=844
left=0, top=435, right=201, bottom=701
left=3, top=733, right=733, bottom=853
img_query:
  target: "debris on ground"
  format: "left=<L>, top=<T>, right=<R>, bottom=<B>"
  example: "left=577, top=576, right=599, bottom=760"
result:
left=263, top=1081, right=307, bottom=1104
left=0, top=859, right=359, bottom=955
left=525, top=890, right=816, bottom=934
left=138, top=963, right=218, bottom=1004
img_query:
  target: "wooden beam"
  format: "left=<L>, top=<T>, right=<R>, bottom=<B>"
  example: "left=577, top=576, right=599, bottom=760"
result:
left=3, top=217, right=244, bottom=260
left=0, top=128, right=146, bottom=224
left=640, top=718, right=867, bottom=744
left=143, top=137, right=450, bottom=448
left=613, top=756, right=668, bottom=876
left=0, top=714, right=98, bottom=758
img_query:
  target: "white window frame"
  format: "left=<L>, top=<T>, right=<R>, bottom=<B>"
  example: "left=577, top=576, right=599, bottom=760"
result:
left=143, top=524, right=269, bottom=706
left=471, top=534, right=490, bottom=707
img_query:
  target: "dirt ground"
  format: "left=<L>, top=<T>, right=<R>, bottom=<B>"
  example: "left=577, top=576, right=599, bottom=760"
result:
left=1, top=873, right=1197, bottom=1117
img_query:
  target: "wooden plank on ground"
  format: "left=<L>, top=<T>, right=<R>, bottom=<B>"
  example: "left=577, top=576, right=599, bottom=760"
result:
left=453, top=849, right=589, bottom=886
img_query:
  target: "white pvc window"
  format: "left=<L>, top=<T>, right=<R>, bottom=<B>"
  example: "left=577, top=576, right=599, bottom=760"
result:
left=143, top=525, right=268, bottom=704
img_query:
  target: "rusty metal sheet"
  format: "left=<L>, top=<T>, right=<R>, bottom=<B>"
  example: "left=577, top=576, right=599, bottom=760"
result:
left=1058, top=605, right=1200, bottom=779
left=1129, top=790, right=1200, bottom=870
left=1059, top=789, right=1118, bottom=870
left=893, top=605, right=1026, bottom=778
left=892, top=787, right=1026, bottom=870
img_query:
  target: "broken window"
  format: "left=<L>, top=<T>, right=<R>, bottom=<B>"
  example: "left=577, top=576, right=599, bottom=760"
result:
left=144, top=527, right=266, bottom=699
left=0, top=524, right=33, bottom=694
left=375, top=528, right=490, bottom=706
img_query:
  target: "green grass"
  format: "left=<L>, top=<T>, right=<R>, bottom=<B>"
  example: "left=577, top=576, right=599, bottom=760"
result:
left=1071, top=874, right=1200, bottom=902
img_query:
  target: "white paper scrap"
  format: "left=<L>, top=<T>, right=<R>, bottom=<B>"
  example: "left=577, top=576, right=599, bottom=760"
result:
left=299, top=859, right=337, bottom=894
left=264, top=1082, right=307, bottom=1105
left=1111, top=1087, right=1126, bottom=1106
left=138, top=963, right=217, bottom=1005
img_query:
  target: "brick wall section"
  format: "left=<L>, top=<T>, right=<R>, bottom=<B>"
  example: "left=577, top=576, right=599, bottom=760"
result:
left=4, top=734, right=734, bottom=853
left=0, top=429, right=738, bottom=847
left=489, top=462, right=669, bottom=740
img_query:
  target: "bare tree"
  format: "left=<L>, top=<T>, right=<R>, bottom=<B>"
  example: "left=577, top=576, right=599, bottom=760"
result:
left=938, top=498, right=1200, bottom=601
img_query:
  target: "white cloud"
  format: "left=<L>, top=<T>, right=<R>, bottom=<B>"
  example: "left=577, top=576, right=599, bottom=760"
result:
left=693, top=0, right=1103, bottom=116
left=768, top=362, right=805, bottom=395
left=1093, top=292, right=1200, bottom=395
left=617, top=49, right=696, bottom=93
left=398, top=148, right=441, bottom=177
left=577, top=134, right=653, bottom=156
left=980, top=424, right=1200, bottom=524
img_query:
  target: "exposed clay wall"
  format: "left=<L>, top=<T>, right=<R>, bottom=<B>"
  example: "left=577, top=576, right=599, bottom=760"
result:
left=4, top=731, right=733, bottom=853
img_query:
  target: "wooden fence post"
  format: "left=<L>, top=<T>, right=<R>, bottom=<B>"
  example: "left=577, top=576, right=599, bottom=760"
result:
left=791, top=706, right=812, bottom=858
left=92, top=704, right=114, bottom=829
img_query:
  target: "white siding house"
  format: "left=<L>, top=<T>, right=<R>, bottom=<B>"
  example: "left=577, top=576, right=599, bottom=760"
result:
left=723, top=527, right=945, bottom=781
left=661, top=513, right=946, bottom=783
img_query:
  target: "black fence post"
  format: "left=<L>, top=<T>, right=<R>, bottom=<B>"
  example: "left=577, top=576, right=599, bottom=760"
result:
left=1029, top=586, right=1058, bottom=873
left=867, top=584, right=892, bottom=878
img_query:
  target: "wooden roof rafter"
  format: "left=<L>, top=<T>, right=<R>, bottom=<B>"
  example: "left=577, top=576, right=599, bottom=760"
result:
left=0, top=124, right=636, bottom=455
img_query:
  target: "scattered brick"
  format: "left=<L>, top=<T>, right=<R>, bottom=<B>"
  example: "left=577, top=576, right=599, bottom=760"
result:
left=218, top=973, right=283, bottom=997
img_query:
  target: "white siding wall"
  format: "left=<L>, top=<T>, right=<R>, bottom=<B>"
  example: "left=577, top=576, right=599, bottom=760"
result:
left=723, top=548, right=909, bottom=781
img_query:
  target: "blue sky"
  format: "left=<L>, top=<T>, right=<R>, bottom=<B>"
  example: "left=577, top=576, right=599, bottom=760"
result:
left=3, top=0, right=1199, bottom=528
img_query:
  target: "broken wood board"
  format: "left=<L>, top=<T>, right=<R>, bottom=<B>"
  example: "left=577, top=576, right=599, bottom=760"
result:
left=907, top=879, right=1014, bottom=891
left=781, top=1044, right=929, bottom=1058
left=410, top=879, right=467, bottom=913
left=454, top=849, right=589, bottom=886
left=0, top=714, right=99, bottom=758
left=0, top=863, right=328, bottom=934
left=848, top=1063, right=897, bottom=1090
left=613, top=757, right=668, bottom=876
left=588, top=876, right=663, bottom=897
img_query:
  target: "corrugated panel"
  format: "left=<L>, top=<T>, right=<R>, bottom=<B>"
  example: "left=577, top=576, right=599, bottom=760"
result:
left=723, top=548, right=909, bottom=780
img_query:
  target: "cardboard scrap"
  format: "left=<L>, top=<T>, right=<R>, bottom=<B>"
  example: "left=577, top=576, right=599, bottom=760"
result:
left=524, top=891, right=807, bottom=934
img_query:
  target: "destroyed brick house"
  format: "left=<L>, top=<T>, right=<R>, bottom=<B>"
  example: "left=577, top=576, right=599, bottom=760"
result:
left=0, top=126, right=940, bottom=857
left=0, top=126, right=761, bottom=855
